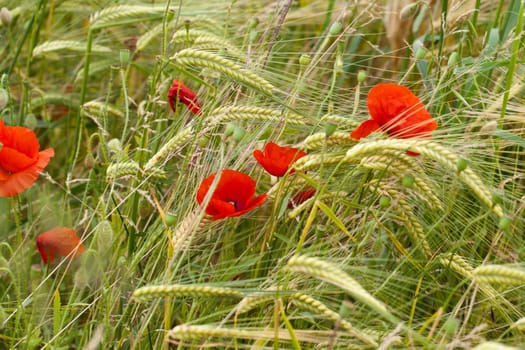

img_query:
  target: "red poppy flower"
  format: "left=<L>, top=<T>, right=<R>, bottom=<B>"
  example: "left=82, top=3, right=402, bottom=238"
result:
left=196, top=169, right=267, bottom=220
left=0, top=121, right=54, bottom=197
left=36, top=227, right=85, bottom=264
left=253, top=142, right=307, bottom=177
left=167, top=80, right=201, bottom=115
left=287, top=189, right=316, bottom=209
left=350, top=83, right=438, bottom=140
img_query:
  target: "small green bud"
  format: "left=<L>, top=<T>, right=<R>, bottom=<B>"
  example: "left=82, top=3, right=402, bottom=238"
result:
left=232, top=126, right=245, bottom=142
left=329, top=21, right=344, bottom=36
left=379, top=196, right=391, bottom=208
left=120, top=49, right=130, bottom=65
left=402, top=174, right=415, bottom=188
left=415, top=47, right=427, bottom=60
left=400, top=2, right=419, bottom=20
left=491, top=192, right=503, bottom=205
left=83, top=153, right=96, bottom=169
left=248, top=17, right=259, bottom=29
left=165, top=213, right=177, bottom=226
left=456, top=157, right=468, bottom=172
left=24, top=114, right=37, bottom=130
left=498, top=217, right=512, bottom=230
left=107, top=138, right=122, bottom=153
left=249, top=29, right=258, bottom=43
left=357, top=70, right=367, bottom=83
left=448, top=52, right=459, bottom=66
left=443, top=317, right=460, bottom=336
left=197, top=135, right=210, bottom=148
left=224, top=123, right=236, bottom=137
left=325, top=122, right=337, bottom=137
left=0, top=7, right=12, bottom=26
left=0, top=88, right=8, bottom=110
left=299, top=54, right=311, bottom=66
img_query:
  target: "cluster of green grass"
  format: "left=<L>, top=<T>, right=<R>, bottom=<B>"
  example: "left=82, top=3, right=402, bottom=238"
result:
left=0, top=0, right=524, bottom=348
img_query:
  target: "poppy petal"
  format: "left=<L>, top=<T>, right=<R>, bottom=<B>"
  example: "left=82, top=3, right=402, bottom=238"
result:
left=36, top=227, right=85, bottom=264
left=350, top=119, right=381, bottom=140
left=0, top=148, right=54, bottom=197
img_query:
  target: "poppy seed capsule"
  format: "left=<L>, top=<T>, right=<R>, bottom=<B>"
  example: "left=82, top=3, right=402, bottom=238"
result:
left=299, top=54, right=311, bottom=66
left=165, top=213, right=177, bottom=226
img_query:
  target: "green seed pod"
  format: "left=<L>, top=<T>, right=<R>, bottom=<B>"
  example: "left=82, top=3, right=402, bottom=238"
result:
left=0, top=7, right=12, bottom=26
left=456, top=157, right=468, bottom=172
left=402, top=174, right=415, bottom=188
left=415, top=47, right=427, bottom=60
left=357, top=70, right=367, bottom=83
left=379, top=196, right=391, bottom=208
left=448, top=52, right=459, bottom=66
left=107, top=138, right=122, bottom=153
left=120, top=49, right=130, bottom=65
left=299, top=54, right=311, bottom=66
left=224, top=123, right=236, bottom=137
left=491, top=192, right=503, bottom=205
left=165, top=213, right=177, bottom=226
left=249, top=29, right=258, bottom=43
left=498, top=217, right=512, bottom=230
left=443, top=317, right=460, bottom=337
left=94, top=220, right=114, bottom=254
left=0, top=88, right=8, bottom=110
left=329, top=21, right=344, bottom=36
left=248, top=17, right=259, bottom=29
left=325, top=122, right=337, bottom=137
left=24, top=114, right=37, bottom=130
left=400, top=2, right=419, bottom=20
left=232, top=126, right=245, bottom=142
left=197, top=135, right=210, bottom=148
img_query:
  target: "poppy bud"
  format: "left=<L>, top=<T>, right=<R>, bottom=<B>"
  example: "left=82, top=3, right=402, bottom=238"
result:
left=299, top=54, right=311, bottom=66
left=402, top=174, right=415, bottom=188
left=448, top=52, right=460, bottom=66
left=491, top=192, right=503, bottom=205
left=443, top=317, right=460, bottom=336
left=224, top=123, right=236, bottom=137
left=24, top=113, right=37, bottom=130
left=0, top=88, right=8, bottom=110
left=232, top=126, right=245, bottom=142
left=357, top=70, right=367, bottom=83
left=379, top=196, right=391, bottom=208
left=400, top=2, right=419, bottom=20
left=415, top=47, right=427, bottom=60
left=456, top=157, right=468, bottom=172
left=107, top=138, right=122, bottom=154
left=249, top=29, right=258, bottom=43
left=197, top=135, right=210, bottom=148
left=325, top=122, right=337, bottom=137
left=120, top=49, right=130, bottom=65
left=0, top=7, right=12, bottom=26
left=248, top=17, right=259, bottom=29
left=94, top=220, right=113, bottom=254
left=329, top=22, right=344, bottom=36
left=498, top=217, right=512, bottom=230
